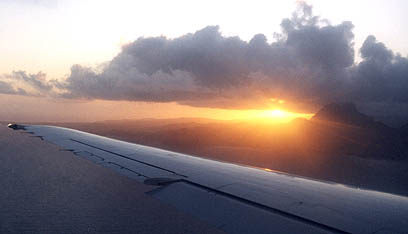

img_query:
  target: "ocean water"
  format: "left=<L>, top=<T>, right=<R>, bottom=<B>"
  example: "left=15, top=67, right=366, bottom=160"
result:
left=0, top=125, right=221, bottom=234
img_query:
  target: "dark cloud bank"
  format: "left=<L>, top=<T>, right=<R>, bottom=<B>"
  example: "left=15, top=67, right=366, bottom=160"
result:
left=2, top=3, right=408, bottom=126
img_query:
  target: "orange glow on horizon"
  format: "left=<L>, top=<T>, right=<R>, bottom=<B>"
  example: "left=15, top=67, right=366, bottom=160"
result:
left=227, top=108, right=313, bottom=123
left=0, top=94, right=313, bottom=123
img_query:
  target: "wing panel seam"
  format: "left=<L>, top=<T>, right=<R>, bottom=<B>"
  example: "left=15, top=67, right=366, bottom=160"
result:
left=69, top=138, right=187, bottom=178
left=168, top=179, right=351, bottom=234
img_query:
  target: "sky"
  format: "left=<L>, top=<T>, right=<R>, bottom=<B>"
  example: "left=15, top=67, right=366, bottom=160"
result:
left=1, top=0, right=408, bottom=125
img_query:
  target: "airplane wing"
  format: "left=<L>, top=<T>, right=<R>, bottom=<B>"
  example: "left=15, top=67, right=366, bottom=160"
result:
left=9, top=124, right=408, bottom=234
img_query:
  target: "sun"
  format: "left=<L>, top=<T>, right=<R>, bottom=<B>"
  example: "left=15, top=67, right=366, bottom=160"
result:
left=266, top=109, right=287, bottom=118
left=218, top=107, right=313, bottom=123
left=257, top=109, right=289, bottom=119
left=246, top=108, right=313, bottom=123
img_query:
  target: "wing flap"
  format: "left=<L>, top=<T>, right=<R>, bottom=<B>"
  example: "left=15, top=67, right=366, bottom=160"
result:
left=148, top=181, right=339, bottom=234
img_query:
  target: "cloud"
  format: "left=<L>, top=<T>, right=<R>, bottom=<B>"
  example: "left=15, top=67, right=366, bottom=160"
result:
left=348, top=35, right=408, bottom=125
left=57, top=3, right=356, bottom=111
left=5, top=3, right=408, bottom=126
left=9, top=71, right=53, bottom=93
left=2, top=0, right=59, bottom=8
left=0, top=71, right=54, bottom=96
left=352, top=35, right=408, bottom=103
left=0, top=80, right=27, bottom=95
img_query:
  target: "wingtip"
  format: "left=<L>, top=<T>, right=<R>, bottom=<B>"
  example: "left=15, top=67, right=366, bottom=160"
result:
left=7, top=123, right=26, bottom=130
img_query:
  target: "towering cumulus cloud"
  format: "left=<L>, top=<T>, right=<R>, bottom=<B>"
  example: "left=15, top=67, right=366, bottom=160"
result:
left=1, top=3, right=407, bottom=125
left=59, top=3, right=357, bottom=111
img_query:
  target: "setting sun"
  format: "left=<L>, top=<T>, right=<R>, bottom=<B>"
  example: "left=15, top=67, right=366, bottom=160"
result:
left=224, top=108, right=313, bottom=123
left=252, top=109, right=313, bottom=123
left=262, top=109, right=288, bottom=118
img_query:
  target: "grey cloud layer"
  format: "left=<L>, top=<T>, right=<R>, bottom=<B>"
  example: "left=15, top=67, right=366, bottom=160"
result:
left=353, top=35, right=408, bottom=103
left=0, top=80, right=27, bottom=95
left=0, top=71, right=53, bottom=97
left=60, top=3, right=359, bottom=110
left=2, top=3, right=408, bottom=125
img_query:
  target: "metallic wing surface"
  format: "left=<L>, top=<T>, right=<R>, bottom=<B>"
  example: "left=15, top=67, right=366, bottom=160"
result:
left=9, top=124, right=408, bottom=234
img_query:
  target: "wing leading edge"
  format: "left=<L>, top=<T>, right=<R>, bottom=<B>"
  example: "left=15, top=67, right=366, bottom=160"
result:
left=10, top=124, right=408, bottom=234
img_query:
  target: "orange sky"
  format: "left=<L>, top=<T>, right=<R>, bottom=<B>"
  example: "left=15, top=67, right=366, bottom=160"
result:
left=0, top=94, right=312, bottom=123
left=1, top=1, right=407, bottom=125
left=1, top=1, right=408, bottom=126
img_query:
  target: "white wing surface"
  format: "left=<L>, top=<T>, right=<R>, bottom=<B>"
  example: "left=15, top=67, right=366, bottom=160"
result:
left=10, top=124, right=408, bottom=234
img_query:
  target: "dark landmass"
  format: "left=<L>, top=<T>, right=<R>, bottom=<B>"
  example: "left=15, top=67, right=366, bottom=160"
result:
left=4, top=103, right=408, bottom=196
left=313, top=102, right=382, bottom=128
